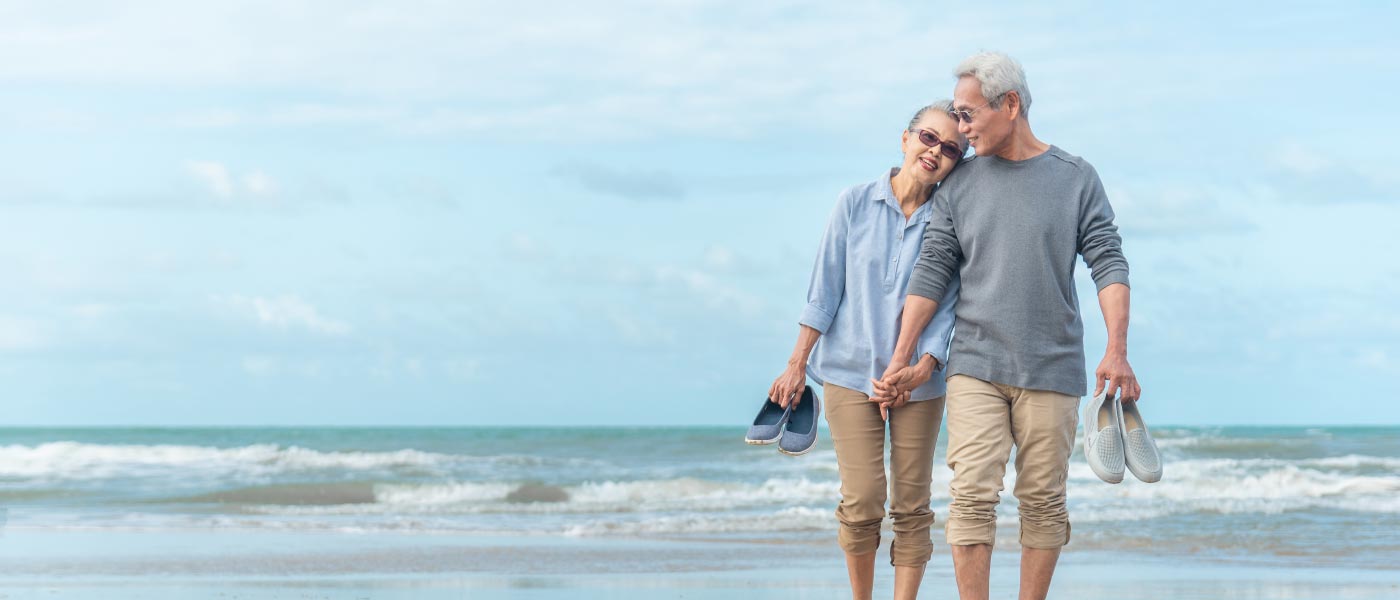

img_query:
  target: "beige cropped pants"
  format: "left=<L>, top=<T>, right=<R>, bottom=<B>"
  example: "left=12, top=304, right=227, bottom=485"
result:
left=823, top=383, right=945, bottom=566
left=943, top=374, right=1080, bottom=549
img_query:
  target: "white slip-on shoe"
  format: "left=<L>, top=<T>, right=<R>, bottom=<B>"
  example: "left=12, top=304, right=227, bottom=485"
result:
left=1119, top=398, right=1163, bottom=483
left=1082, top=390, right=1125, bottom=484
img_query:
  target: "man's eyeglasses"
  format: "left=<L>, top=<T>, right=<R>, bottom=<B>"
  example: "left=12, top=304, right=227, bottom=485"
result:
left=947, top=100, right=994, bottom=123
left=910, top=128, right=964, bottom=161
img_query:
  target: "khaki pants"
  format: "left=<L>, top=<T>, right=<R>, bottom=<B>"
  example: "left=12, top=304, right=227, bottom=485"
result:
left=943, top=374, right=1079, bottom=549
left=823, top=383, right=945, bottom=566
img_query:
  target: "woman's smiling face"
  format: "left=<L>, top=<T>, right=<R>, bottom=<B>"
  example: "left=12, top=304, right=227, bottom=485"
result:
left=900, top=112, right=965, bottom=186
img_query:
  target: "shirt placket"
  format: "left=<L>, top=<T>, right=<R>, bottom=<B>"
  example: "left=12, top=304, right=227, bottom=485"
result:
left=884, top=200, right=902, bottom=291
left=886, top=203, right=931, bottom=290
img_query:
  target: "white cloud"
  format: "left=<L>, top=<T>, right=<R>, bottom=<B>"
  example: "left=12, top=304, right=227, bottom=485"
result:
left=0, top=2, right=1020, bottom=140
left=185, top=161, right=278, bottom=200
left=169, top=108, right=242, bottom=128
left=553, top=162, right=685, bottom=201
left=1265, top=298, right=1400, bottom=341
left=1103, top=182, right=1254, bottom=238
left=241, top=355, right=326, bottom=377
left=368, top=351, right=434, bottom=380
left=497, top=232, right=776, bottom=323
left=655, top=264, right=764, bottom=317
left=6, top=2, right=1390, bottom=151
left=1357, top=348, right=1399, bottom=373
left=185, top=160, right=234, bottom=198
left=704, top=245, right=734, bottom=270
left=442, top=357, right=482, bottom=381
left=70, top=303, right=114, bottom=320
left=1259, top=138, right=1399, bottom=204
left=243, top=170, right=277, bottom=196
left=606, top=310, right=676, bottom=347
left=0, top=315, right=46, bottom=351
left=506, top=233, right=549, bottom=262
left=1274, top=140, right=1331, bottom=176
left=215, top=295, right=351, bottom=336
left=242, top=355, right=277, bottom=376
left=170, top=104, right=403, bottom=130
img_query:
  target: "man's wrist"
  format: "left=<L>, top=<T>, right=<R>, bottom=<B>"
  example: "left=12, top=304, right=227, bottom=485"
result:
left=916, top=354, right=939, bottom=374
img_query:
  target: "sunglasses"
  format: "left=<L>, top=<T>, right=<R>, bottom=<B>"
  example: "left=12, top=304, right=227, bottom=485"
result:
left=910, top=128, right=964, bottom=161
left=947, top=100, right=994, bottom=123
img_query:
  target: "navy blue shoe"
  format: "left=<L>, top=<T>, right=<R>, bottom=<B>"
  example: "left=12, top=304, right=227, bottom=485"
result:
left=745, top=394, right=794, bottom=445
left=778, top=386, right=820, bottom=456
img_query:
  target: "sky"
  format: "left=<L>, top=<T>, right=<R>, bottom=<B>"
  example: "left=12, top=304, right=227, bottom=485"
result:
left=2, top=1, right=1398, bottom=426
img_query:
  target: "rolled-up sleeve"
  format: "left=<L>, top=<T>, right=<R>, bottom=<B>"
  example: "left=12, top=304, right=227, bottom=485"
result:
left=908, top=185, right=961, bottom=301
left=798, top=192, right=852, bottom=333
left=1077, top=165, right=1130, bottom=291
left=916, top=273, right=959, bottom=370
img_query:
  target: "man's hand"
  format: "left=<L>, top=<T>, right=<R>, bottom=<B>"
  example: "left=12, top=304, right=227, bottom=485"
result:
left=1094, top=351, right=1141, bottom=403
left=769, top=361, right=807, bottom=409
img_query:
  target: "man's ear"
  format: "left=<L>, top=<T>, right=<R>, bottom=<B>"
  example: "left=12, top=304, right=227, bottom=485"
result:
left=1003, top=91, right=1023, bottom=120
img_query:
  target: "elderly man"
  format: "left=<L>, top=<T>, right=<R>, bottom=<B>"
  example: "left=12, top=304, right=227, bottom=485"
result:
left=873, top=52, right=1140, bottom=600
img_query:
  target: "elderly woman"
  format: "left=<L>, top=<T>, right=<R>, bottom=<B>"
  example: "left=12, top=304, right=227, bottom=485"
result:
left=769, top=101, right=964, bottom=600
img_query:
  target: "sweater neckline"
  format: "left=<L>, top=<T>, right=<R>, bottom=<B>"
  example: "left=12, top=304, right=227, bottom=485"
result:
left=987, top=145, right=1057, bottom=167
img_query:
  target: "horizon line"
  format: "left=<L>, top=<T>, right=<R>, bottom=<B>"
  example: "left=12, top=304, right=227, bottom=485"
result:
left=0, top=423, right=1391, bottom=429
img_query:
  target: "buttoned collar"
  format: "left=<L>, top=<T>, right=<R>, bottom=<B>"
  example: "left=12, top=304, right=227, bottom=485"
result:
left=874, top=167, right=933, bottom=226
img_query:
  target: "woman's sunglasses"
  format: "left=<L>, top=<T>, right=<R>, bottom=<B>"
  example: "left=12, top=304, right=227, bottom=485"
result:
left=910, top=129, right=964, bottom=161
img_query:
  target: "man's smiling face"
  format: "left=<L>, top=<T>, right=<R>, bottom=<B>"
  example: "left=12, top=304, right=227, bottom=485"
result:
left=953, top=76, right=1013, bottom=158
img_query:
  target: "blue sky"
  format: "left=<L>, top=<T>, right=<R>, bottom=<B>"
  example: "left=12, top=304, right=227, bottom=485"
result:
left=2, top=1, right=1397, bottom=426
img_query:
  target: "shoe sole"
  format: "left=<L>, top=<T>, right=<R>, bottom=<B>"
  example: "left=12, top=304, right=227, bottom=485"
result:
left=1127, top=465, right=1162, bottom=483
left=745, top=434, right=781, bottom=445
left=777, top=441, right=815, bottom=456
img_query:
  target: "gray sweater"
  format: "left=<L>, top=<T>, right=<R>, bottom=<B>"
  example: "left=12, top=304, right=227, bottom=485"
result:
left=907, top=145, right=1129, bottom=397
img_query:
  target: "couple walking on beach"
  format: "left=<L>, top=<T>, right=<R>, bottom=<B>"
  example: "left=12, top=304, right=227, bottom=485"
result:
left=767, top=51, right=1139, bottom=600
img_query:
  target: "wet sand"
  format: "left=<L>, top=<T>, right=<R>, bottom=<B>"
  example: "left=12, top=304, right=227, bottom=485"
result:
left=1, top=529, right=1396, bottom=599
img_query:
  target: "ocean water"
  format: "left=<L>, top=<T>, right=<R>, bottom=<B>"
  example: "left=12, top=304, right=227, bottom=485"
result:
left=2, top=426, right=1397, bottom=569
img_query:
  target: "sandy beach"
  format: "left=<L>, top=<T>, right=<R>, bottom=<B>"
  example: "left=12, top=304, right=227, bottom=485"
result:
left=1, top=529, right=1397, bottom=599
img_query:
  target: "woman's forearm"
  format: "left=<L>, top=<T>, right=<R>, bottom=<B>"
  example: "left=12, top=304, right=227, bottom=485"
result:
left=788, top=325, right=822, bottom=366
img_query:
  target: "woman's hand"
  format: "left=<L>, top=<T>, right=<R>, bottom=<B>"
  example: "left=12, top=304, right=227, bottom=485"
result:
left=769, top=361, right=808, bottom=409
left=771, top=325, right=821, bottom=408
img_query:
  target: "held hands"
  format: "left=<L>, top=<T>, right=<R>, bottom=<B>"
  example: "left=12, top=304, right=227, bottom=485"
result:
left=869, top=356, right=937, bottom=421
left=1094, top=350, right=1142, bottom=404
left=769, top=361, right=808, bottom=409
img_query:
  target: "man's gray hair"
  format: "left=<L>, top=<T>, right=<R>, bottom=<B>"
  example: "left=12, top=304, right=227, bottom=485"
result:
left=954, top=51, right=1032, bottom=117
left=907, top=99, right=956, bottom=131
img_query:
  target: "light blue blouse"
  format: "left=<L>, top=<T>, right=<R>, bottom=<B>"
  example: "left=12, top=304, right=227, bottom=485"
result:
left=800, top=169, right=960, bottom=401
